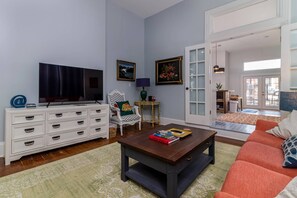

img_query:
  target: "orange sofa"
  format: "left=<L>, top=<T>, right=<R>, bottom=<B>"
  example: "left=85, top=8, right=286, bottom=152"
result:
left=215, top=120, right=297, bottom=198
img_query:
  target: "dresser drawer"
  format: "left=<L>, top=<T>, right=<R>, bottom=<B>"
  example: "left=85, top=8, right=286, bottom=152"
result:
left=90, top=116, right=108, bottom=126
left=89, top=125, right=108, bottom=136
left=47, top=110, right=87, bottom=121
left=89, top=107, right=108, bottom=117
left=12, top=113, right=45, bottom=124
left=48, top=119, right=88, bottom=133
left=12, top=122, right=45, bottom=140
left=12, top=137, right=45, bottom=154
left=47, top=129, right=88, bottom=146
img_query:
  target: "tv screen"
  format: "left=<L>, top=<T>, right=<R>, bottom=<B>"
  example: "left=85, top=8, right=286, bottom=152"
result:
left=39, top=63, right=103, bottom=103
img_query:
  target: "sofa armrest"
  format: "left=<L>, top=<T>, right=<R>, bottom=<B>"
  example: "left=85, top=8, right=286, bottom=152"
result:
left=255, top=119, right=278, bottom=131
left=214, top=192, right=238, bottom=198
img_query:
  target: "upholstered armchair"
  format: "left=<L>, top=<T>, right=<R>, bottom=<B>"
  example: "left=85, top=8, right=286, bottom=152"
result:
left=107, top=89, right=141, bottom=136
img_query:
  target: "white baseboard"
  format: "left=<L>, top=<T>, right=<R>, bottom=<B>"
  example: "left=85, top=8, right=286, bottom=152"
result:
left=160, top=117, right=248, bottom=141
left=0, top=142, right=4, bottom=157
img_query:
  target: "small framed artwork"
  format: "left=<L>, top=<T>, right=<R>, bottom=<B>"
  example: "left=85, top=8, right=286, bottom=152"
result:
left=117, top=60, right=136, bottom=81
left=155, top=56, right=183, bottom=85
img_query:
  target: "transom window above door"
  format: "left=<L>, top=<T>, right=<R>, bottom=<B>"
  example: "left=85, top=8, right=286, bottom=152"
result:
left=244, top=59, right=281, bottom=71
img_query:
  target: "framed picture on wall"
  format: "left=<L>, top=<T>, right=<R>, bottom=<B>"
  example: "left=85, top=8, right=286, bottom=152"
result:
left=117, top=60, right=136, bottom=81
left=155, top=56, right=183, bottom=85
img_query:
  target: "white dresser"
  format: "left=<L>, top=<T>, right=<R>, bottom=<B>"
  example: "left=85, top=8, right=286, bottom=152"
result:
left=5, top=104, right=109, bottom=165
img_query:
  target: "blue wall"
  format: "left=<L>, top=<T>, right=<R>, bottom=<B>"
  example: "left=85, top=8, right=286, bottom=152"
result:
left=0, top=0, right=145, bottom=143
left=106, top=1, right=145, bottom=102
left=144, top=0, right=234, bottom=120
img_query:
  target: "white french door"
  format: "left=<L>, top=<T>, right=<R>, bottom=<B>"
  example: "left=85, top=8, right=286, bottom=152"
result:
left=185, top=43, right=210, bottom=125
left=243, top=75, right=280, bottom=110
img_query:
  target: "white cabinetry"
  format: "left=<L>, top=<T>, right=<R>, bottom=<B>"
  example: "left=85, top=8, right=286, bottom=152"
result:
left=5, top=104, right=109, bottom=165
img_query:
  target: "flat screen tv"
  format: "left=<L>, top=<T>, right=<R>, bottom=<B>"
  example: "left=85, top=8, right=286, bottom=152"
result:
left=39, top=63, right=103, bottom=104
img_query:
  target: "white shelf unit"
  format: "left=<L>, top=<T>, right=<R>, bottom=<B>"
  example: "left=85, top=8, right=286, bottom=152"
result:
left=5, top=104, right=109, bottom=165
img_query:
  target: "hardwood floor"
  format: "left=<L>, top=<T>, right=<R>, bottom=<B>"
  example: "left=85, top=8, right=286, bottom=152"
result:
left=0, top=123, right=244, bottom=177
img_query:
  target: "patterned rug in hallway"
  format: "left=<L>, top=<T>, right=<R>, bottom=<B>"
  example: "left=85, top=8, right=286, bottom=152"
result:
left=0, top=142, right=240, bottom=198
left=217, top=112, right=281, bottom=125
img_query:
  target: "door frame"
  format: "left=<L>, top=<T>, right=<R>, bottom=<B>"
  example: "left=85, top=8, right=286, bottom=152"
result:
left=204, top=0, right=289, bottom=121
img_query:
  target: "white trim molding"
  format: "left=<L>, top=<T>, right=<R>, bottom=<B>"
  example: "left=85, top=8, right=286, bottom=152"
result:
left=0, top=142, right=4, bottom=158
left=205, top=0, right=290, bottom=42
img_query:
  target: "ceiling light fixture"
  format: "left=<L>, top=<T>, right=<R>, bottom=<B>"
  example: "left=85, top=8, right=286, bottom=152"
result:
left=213, top=43, right=220, bottom=72
left=213, top=43, right=225, bottom=74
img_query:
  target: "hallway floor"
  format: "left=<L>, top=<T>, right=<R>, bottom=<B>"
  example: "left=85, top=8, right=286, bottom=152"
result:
left=211, top=108, right=280, bottom=134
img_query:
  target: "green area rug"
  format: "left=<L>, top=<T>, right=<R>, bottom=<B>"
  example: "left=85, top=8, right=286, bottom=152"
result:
left=0, top=142, right=240, bottom=198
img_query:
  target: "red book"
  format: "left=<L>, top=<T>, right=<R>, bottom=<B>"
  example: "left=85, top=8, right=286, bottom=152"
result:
left=149, top=134, right=179, bottom=144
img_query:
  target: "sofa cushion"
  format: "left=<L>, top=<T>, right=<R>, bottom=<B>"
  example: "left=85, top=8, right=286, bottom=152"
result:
left=282, top=135, right=297, bottom=168
left=214, top=192, right=238, bottom=198
left=247, top=129, right=283, bottom=149
left=267, top=110, right=297, bottom=139
left=236, top=141, right=297, bottom=177
left=220, top=160, right=291, bottom=198
left=255, top=119, right=278, bottom=131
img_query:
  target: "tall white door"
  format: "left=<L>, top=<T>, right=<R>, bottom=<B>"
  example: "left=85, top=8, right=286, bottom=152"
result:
left=243, top=75, right=280, bottom=110
left=185, top=43, right=210, bottom=125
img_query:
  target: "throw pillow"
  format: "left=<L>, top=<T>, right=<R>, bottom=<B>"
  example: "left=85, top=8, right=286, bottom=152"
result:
left=282, top=134, right=297, bottom=168
left=276, top=176, right=297, bottom=198
left=266, top=110, right=297, bottom=139
left=116, top=101, right=133, bottom=116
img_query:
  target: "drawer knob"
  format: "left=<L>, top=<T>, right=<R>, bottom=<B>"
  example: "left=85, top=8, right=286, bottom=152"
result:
left=95, top=128, right=101, bottom=132
left=95, top=118, right=101, bottom=122
left=55, top=113, right=63, bottom=117
left=96, top=110, right=101, bottom=113
left=77, top=121, right=84, bottom=125
left=76, top=111, right=82, bottom=115
left=24, top=141, right=35, bottom=146
left=52, top=136, right=60, bottom=141
left=52, top=124, right=60, bottom=129
left=25, top=116, right=35, bottom=121
left=77, top=131, right=84, bottom=135
left=24, top=128, right=35, bottom=133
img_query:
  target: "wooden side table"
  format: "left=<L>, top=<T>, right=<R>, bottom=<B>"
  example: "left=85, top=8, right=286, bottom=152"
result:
left=134, top=101, right=160, bottom=127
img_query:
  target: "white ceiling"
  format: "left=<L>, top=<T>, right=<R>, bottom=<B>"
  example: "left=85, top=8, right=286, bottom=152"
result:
left=217, top=29, right=281, bottom=52
left=110, top=0, right=184, bottom=18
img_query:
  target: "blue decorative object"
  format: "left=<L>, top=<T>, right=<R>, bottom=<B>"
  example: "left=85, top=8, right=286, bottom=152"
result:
left=10, top=95, right=27, bottom=108
left=282, top=134, right=297, bottom=168
left=136, top=78, right=150, bottom=101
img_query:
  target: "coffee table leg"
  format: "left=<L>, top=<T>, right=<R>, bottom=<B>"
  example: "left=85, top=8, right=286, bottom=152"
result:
left=121, top=145, right=129, bottom=181
left=209, top=138, right=215, bottom=164
left=167, top=167, right=178, bottom=198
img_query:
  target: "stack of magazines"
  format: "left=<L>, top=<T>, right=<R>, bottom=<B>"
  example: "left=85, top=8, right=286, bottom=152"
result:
left=149, top=130, right=180, bottom=144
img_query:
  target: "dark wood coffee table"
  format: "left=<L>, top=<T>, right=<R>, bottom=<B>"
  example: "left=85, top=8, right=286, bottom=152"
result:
left=118, top=124, right=217, bottom=198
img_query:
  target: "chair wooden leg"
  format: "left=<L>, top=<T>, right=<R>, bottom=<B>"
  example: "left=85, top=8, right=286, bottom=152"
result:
left=120, top=125, right=123, bottom=136
left=139, top=121, right=141, bottom=131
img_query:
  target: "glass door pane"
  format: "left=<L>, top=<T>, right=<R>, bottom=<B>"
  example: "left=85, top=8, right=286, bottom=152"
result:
left=264, top=76, right=279, bottom=108
left=187, top=48, right=206, bottom=116
left=185, top=44, right=209, bottom=125
left=244, top=77, right=259, bottom=106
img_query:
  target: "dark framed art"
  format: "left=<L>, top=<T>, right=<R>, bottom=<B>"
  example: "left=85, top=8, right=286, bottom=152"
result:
left=117, top=60, right=136, bottom=81
left=155, top=56, right=183, bottom=85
